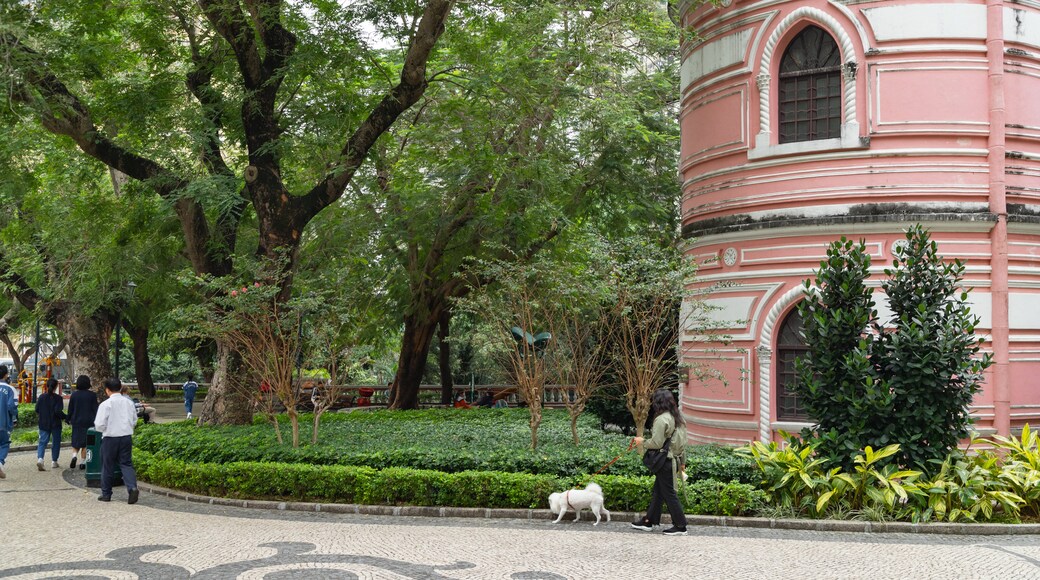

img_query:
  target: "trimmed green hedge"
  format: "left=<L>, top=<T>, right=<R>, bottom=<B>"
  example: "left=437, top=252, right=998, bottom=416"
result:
left=134, top=409, right=757, bottom=482
left=133, top=450, right=763, bottom=514
left=15, top=404, right=38, bottom=428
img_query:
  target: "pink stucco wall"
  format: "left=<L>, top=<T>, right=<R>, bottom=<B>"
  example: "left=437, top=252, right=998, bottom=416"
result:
left=678, top=0, right=1040, bottom=445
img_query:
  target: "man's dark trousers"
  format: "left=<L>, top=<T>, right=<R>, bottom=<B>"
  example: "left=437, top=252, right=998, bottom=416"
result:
left=100, top=435, right=137, bottom=497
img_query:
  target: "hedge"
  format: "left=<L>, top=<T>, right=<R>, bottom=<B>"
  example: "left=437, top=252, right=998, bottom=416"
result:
left=133, top=450, right=764, bottom=515
left=15, top=404, right=38, bottom=428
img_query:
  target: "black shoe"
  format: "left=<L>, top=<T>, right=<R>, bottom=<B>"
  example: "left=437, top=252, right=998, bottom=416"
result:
left=97, top=495, right=111, bottom=502
left=631, top=518, right=654, bottom=531
left=127, top=488, right=139, bottom=505
left=79, top=463, right=86, bottom=470
left=70, top=457, right=77, bottom=469
left=662, top=526, right=688, bottom=536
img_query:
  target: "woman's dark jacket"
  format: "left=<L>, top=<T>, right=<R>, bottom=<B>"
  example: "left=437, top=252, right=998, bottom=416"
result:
left=35, top=392, right=65, bottom=431
left=67, top=389, right=99, bottom=428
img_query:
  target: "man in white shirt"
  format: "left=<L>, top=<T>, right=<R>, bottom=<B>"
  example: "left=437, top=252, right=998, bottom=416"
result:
left=94, top=378, right=139, bottom=504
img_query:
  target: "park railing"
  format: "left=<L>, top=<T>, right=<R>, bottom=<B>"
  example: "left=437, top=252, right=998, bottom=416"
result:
left=139, top=382, right=578, bottom=408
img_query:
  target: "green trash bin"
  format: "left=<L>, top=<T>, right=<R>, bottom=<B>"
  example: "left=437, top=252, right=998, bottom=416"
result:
left=84, top=428, right=123, bottom=489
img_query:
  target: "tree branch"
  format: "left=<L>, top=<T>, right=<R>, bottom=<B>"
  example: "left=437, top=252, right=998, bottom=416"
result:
left=299, top=0, right=454, bottom=218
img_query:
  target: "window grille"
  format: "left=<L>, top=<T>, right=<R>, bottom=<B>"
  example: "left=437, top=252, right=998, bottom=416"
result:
left=778, top=26, right=842, bottom=144
left=776, top=308, right=809, bottom=421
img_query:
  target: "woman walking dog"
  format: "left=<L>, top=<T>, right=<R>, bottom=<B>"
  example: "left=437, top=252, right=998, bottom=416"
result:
left=630, top=388, right=688, bottom=536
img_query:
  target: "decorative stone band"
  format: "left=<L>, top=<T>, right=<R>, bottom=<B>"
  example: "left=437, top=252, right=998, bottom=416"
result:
left=682, top=209, right=999, bottom=240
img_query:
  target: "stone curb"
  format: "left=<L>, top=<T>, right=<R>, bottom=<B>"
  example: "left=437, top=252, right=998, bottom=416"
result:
left=11, top=443, right=72, bottom=453
left=135, top=481, right=1040, bottom=535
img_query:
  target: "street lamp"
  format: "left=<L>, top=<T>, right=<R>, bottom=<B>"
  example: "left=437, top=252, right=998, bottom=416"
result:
left=115, top=281, right=137, bottom=382
left=31, top=318, right=40, bottom=403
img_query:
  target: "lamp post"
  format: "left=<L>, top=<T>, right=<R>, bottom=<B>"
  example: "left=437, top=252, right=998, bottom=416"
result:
left=31, top=318, right=40, bottom=403
left=115, top=281, right=137, bottom=382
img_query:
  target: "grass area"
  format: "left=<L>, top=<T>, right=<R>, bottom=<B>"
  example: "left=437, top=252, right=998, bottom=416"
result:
left=10, top=426, right=72, bottom=445
left=135, top=408, right=756, bottom=482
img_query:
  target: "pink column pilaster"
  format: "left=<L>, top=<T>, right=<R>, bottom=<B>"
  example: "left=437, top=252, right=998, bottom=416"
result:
left=988, top=0, right=1011, bottom=436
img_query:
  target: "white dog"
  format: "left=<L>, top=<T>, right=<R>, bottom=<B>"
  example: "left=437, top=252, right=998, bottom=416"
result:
left=548, top=482, right=611, bottom=525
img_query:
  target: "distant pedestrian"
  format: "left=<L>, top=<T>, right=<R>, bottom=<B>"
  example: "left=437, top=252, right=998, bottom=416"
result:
left=94, top=378, right=139, bottom=504
left=35, top=378, right=65, bottom=470
left=67, top=375, right=99, bottom=470
left=0, top=364, right=17, bottom=479
left=182, top=375, right=199, bottom=419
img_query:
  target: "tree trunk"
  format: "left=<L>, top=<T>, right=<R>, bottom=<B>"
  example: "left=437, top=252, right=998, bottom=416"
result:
left=194, top=340, right=217, bottom=383
left=438, top=309, right=453, bottom=405
left=0, top=334, right=21, bottom=375
left=391, top=310, right=442, bottom=410
left=126, top=323, right=155, bottom=397
left=195, top=339, right=253, bottom=425
left=529, top=401, right=542, bottom=450
left=56, top=308, right=115, bottom=391
left=288, top=408, right=300, bottom=448
left=312, top=411, right=322, bottom=444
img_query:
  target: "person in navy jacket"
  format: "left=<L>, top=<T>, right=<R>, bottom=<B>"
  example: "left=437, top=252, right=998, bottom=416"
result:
left=35, top=378, right=64, bottom=470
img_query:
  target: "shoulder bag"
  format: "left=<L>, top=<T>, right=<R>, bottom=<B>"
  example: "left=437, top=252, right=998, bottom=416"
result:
left=642, top=426, right=675, bottom=473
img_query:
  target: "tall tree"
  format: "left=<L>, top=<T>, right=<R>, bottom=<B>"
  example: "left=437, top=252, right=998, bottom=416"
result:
left=349, top=1, right=681, bottom=408
left=0, top=121, right=178, bottom=387
left=1, top=0, right=454, bottom=422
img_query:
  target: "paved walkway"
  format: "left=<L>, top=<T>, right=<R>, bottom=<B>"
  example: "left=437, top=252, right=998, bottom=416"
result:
left=2, top=450, right=1040, bottom=579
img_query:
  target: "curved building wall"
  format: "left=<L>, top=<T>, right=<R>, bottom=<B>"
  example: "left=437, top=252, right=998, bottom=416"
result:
left=678, top=0, right=1040, bottom=445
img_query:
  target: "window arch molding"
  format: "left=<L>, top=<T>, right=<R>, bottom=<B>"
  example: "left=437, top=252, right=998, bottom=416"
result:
left=751, top=7, right=863, bottom=160
left=756, top=285, right=812, bottom=441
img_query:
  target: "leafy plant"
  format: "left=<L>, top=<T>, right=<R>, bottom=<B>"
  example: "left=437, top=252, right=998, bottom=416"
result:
left=877, top=225, right=992, bottom=471
left=991, top=425, right=1040, bottom=516
left=906, top=454, right=1023, bottom=523
left=796, top=227, right=992, bottom=472
left=741, top=432, right=829, bottom=515
left=796, top=237, right=890, bottom=469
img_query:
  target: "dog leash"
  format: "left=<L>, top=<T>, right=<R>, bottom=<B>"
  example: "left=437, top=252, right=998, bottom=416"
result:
left=589, top=439, right=637, bottom=477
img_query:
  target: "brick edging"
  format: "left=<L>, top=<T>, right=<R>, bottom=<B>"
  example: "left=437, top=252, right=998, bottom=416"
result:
left=134, top=481, right=1040, bottom=535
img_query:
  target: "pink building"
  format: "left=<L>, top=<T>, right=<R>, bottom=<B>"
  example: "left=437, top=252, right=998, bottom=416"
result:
left=678, top=0, right=1040, bottom=444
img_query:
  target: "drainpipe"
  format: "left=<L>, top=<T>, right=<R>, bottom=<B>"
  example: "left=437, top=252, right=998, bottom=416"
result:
left=987, top=0, right=1010, bottom=437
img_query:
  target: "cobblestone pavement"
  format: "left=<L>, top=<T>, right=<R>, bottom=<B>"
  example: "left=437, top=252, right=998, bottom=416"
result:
left=2, top=451, right=1040, bottom=579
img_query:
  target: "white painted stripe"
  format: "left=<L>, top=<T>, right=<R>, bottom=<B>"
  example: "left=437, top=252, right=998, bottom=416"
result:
left=863, top=4, right=986, bottom=41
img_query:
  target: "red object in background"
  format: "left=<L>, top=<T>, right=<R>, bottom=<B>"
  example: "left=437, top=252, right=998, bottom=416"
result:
left=357, top=387, right=374, bottom=406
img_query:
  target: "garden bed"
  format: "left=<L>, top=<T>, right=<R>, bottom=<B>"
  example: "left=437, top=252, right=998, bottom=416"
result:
left=132, top=408, right=761, bottom=514
left=134, top=408, right=756, bottom=481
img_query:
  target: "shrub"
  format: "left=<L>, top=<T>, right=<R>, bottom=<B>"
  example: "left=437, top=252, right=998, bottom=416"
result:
left=133, top=450, right=762, bottom=516
left=684, top=448, right=758, bottom=484
left=16, top=404, right=38, bottom=428
left=796, top=227, right=992, bottom=472
left=682, top=479, right=767, bottom=517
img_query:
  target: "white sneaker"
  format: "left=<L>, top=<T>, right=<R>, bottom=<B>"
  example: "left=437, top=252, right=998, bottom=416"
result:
left=37, top=459, right=44, bottom=471
left=51, top=461, right=60, bottom=469
left=187, top=412, right=192, bottom=419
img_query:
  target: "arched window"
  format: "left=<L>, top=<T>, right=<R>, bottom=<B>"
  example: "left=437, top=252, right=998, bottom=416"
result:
left=776, top=308, right=809, bottom=421
left=778, top=26, right=841, bottom=144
